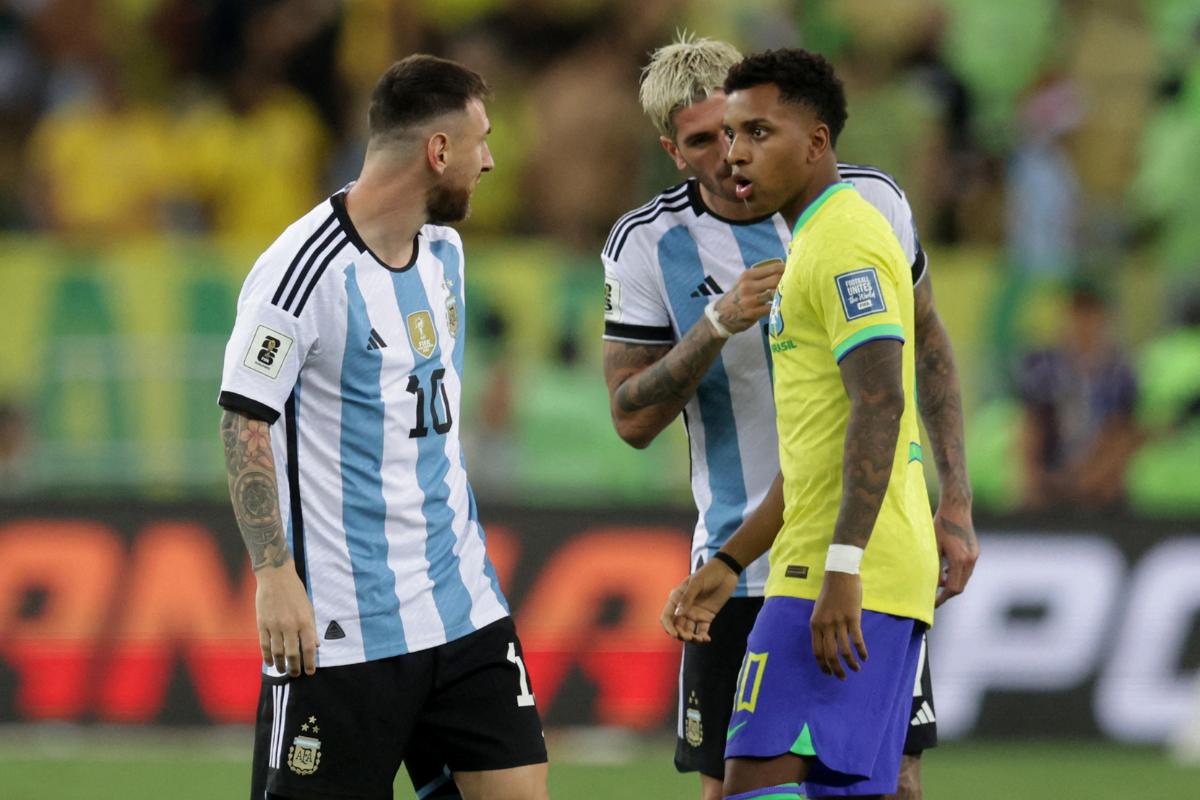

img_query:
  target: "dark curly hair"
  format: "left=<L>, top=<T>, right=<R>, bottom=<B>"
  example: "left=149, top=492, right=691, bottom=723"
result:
left=723, top=49, right=848, bottom=147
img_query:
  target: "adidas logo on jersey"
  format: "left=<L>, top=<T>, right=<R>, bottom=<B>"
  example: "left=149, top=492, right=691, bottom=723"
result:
left=366, top=328, right=388, bottom=351
left=689, top=276, right=724, bottom=298
left=324, top=620, right=346, bottom=640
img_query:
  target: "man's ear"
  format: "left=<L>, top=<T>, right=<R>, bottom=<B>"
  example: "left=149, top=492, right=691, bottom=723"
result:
left=426, top=132, right=450, bottom=175
left=808, top=123, right=831, bottom=164
left=659, top=136, right=688, bottom=172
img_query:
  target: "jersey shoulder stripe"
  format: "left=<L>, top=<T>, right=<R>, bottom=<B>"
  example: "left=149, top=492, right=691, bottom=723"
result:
left=603, top=182, right=690, bottom=260
left=837, top=163, right=903, bottom=199
left=271, top=210, right=337, bottom=307
left=609, top=198, right=692, bottom=261
left=292, top=235, right=354, bottom=317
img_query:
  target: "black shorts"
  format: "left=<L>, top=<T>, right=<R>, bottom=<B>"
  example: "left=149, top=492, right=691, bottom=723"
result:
left=249, top=616, right=546, bottom=799
left=675, top=598, right=937, bottom=778
left=904, top=630, right=938, bottom=755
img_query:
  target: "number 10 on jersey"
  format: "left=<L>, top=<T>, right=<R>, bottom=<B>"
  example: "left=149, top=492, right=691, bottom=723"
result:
left=406, top=368, right=453, bottom=438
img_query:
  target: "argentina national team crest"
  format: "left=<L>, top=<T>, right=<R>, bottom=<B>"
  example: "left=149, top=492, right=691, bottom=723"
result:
left=685, top=691, right=704, bottom=747
left=443, top=279, right=459, bottom=337
left=407, top=310, right=437, bottom=358
left=288, top=716, right=323, bottom=775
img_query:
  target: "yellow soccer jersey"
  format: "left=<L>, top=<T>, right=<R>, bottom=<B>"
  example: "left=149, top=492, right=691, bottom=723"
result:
left=765, top=182, right=938, bottom=625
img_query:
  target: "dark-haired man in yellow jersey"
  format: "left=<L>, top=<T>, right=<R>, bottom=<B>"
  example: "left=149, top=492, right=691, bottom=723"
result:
left=680, top=49, right=945, bottom=800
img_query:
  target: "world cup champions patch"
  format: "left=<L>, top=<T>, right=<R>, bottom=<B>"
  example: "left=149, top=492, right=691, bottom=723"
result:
left=835, top=268, right=886, bottom=321
left=243, top=325, right=294, bottom=380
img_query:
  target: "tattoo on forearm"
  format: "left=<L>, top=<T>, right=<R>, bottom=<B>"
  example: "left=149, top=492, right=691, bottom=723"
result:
left=833, top=341, right=904, bottom=549
left=914, top=280, right=972, bottom=509
left=221, top=410, right=290, bottom=570
left=610, top=321, right=724, bottom=414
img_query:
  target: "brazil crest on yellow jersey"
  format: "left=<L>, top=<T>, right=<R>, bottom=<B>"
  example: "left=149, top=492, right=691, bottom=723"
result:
left=766, top=182, right=938, bottom=625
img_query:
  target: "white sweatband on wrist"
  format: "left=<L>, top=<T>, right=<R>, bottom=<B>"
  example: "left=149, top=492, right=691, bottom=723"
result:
left=704, top=302, right=732, bottom=339
left=825, top=544, right=864, bottom=575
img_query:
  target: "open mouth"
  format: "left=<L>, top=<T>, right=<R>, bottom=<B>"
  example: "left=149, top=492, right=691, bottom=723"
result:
left=733, top=176, right=754, bottom=200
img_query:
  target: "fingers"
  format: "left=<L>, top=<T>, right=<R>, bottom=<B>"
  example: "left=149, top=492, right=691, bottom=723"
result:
left=836, top=621, right=861, bottom=675
left=852, top=620, right=868, bottom=664
left=300, top=621, right=319, bottom=676
left=283, top=628, right=302, bottom=677
left=259, top=627, right=273, bottom=667
left=270, top=629, right=287, bottom=674
left=935, top=548, right=978, bottom=608
left=660, top=584, right=686, bottom=639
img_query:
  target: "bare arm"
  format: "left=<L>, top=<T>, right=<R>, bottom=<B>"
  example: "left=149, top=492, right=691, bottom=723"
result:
left=913, top=277, right=979, bottom=605
left=220, top=409, right=289, bottom=569
left=810, top=339, right=905, bottom=679
left=662, top=473, right=784, bottom=643
left=831, top=339, right=906, bottom=548
left=604, top=260, right=784, bottom=448
left=220, top=408, right=317, bottom=676
left=913, top=277, right=972, bottom=511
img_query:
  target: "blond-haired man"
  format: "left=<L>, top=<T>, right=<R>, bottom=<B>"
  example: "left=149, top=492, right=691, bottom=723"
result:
left=601, top=35, right=976, bottom=800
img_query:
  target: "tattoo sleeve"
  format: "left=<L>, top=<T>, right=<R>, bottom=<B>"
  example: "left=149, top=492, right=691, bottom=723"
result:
left=603, top=317, right=726, bottom=447
left=831, top=339, right=905, bottom=549
left=221, top=408, right=290, bottom=570
left=913, top=278, right=972, bottom=509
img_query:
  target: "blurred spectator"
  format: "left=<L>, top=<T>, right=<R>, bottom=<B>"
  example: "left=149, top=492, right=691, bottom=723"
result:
left=1016, top=282, right=1140, bottom=512
left=1006, top=72, right=1084, bottom=278
left=22, top=1, right=177, bottom=238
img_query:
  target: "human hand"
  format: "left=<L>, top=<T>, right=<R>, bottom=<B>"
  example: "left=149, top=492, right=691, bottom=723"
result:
left=713, top=258, right=785, bottom=334
left=811, top=571, right=867, bottom=679
left=256, top=563, right=319, bottom=677
left=659, top=558, right=740, bottom=642
left=934, top=505, right=978, bottom=607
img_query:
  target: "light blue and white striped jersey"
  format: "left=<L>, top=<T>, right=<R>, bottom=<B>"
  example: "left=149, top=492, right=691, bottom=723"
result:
left=220, top=189, right=509, bottom=667
left=602, top=165, right=925, bottom=596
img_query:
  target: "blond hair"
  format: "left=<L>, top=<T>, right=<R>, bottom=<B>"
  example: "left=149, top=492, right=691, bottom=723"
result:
left=639, top=33, right=743, bottom=138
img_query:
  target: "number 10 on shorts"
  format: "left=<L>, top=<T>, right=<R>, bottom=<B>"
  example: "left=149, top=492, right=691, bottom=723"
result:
left=507, top=642, right=536, bottom=707
left=735, top=652, right=768, bottom=712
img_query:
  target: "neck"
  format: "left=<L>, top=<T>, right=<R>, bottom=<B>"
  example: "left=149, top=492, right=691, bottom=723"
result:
left=779, top=159, right=842, bottom=229
left=696, top=180, right=761, bottom=221
left=344, top=159, right=428, bottom=267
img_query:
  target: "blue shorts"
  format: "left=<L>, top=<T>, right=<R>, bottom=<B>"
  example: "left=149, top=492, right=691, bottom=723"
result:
left=724, top=597, right=923, bottom=798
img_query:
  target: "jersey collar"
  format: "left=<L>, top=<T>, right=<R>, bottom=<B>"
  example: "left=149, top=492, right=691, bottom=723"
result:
left=791, top=181, right=852, bottom=237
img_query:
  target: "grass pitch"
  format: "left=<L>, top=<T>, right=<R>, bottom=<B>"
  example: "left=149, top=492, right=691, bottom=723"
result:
left=0, top=728, right=1196, bottom=799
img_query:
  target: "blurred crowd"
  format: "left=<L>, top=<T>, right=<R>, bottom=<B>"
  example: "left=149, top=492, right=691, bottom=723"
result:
left=0, top=0, right=1198, bottom=514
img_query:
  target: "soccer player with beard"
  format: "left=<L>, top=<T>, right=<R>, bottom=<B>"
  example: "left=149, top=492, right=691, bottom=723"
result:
left=602, top=37, right=975, bottom=800
left=219, top=55, right=547, bottom=800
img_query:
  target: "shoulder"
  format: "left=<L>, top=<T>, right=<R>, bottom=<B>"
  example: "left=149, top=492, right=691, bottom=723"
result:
left=421, top=224, right=465, bottom=256
left=602, top=181, right=693, bottom=262
left=837, top=163, right=905, bottom=203
left=242, top=197, right=340, bottom=298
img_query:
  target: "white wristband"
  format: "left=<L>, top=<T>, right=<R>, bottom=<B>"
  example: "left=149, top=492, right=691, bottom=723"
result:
left=825, top=544, right=864, bottom=575
left=704, top=302, right=733, bottom=339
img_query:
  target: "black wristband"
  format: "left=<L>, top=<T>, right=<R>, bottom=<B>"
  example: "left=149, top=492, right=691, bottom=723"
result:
left=712, top=551, right=744, bottom=576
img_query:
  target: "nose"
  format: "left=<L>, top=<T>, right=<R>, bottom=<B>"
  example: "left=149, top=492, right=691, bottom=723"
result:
left=726, top=133, right=747, bottom=166
left=481, top=143, right=495, bottom=173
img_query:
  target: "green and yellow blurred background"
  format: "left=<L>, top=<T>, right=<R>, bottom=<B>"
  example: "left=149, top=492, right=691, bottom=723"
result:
left=1, top=1, right=1199, bottom=797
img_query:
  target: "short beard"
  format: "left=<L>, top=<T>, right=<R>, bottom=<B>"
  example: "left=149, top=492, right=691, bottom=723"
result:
left=690, top=163, right=737, bottom=205
left=425, top=183, right=472, bottom=224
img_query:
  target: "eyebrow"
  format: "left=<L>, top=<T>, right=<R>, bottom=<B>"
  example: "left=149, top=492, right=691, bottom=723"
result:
left=736, top=117, right=770, bottom=129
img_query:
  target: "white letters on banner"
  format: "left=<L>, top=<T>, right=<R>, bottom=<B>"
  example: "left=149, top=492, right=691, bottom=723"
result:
left=930, top=533, right=1200, bottom=743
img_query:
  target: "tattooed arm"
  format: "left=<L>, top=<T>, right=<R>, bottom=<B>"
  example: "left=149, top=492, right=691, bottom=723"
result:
left=913, top=277, right=978, bottom=606
left=811, top=339, right=905, bottom=679
left=604, top=260, right=784, bottom=448
left=221, top=408, right=318, bottom=676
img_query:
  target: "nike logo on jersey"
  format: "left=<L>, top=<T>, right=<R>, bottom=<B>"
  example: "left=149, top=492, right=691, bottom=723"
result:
left=726, top=721, right=748, bottom=740
left=366, top=328, right=388, bottom=351
left=689, top=275, right=724, bottom=298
